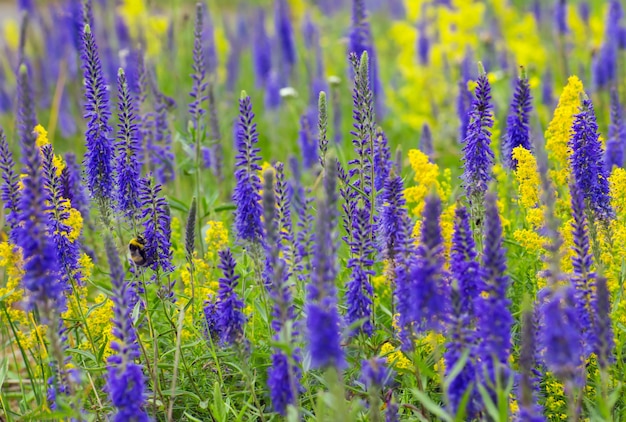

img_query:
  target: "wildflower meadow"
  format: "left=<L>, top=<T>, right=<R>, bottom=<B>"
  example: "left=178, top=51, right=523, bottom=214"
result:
left=1, top=0, right=626, bottom=420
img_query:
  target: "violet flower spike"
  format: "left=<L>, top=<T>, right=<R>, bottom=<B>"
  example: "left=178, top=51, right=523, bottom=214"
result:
left=462, top=62, right=494, bottom=221
left=275, top=0, right=296, bottom=71
left=0, top=127, right=20, bottom=239
left=409, top=193, right=448, bottom=334
left=345, top=205, right=375, bottom=336
left=189, top=2, right=208, bottom=133
left=41, top=145, right=83, bottom=291
left=519, top=305, right=546, bottom=422
left=569, top=182, right=596, bottom=357
left=503, top=66, right=533, bottom=168
left=594, top=276, right=615, bottom=369
left=604, top=87, right=625, bottom=170
left=81, top=24, right=114, bottom=203
left=215, top=248, right=247, bottom=346
left=233, top=92, right=264, bottom=244
left=569, top=95, right=614, bottom=221
left=104, top=234, right=149, bottom=422
left=14, top=64, right=63, bottom=309
left=419, top=123, right=433, bottom=160
left=475, top=192, right=513, bottom=402
left=138, top=177, right=175, bottom=285
left=445, top=205, right=479, bottom=418
left=263, top=169, right=301, bottom=415
left=114, top=68, right=141, bottom=220
left=306, top=157, right=345, bottom=370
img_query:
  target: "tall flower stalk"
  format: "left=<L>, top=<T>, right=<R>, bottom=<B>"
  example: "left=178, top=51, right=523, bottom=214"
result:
left=104, top=234, right=149, bottom=422
left=475, top=192, right=513, bottom=404
left=215, top=248, right=246, bottom=346
left=115, top=68, right=141, bottom=222
left=233, top=91, right=264, bottom=245
left=0, top=127, right=20, bottom=240
left=306, top=157, right=344, bottom=370
left=15, top=64, right=76, bottom=409
left=570, top=95, right=613, bottom=221
left=345, top=205, right=375, bottom=336
left=138, top=177, right=175, bottom=298
left=263, top=169, right=301, bottom=416
left=81, top=24, right=114, bottom=210
left=503, top=66, right=532, bottom=168
left=445, top=205, right=479, bottom=417
left=462, top=63, right=494, bottom=225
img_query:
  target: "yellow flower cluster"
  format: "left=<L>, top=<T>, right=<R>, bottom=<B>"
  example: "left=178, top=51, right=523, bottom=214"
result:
left=88, top=294, right=115, bottom=357
left=34, top=124, right=65, bottom=176
left=544, top=76, right=584, bottom=186
left=380, top=342, right=412, bottom=370
left=117, top=0, right=168, bottom=58
left=0, top=242, right=27, bottom=326
left=177, top=220, right=229, bottom=339
left=204, top=220, right=229, bottom=261
left=543, top=374, right=567, bottom=421
left=404, top=149, right=446, bottom=217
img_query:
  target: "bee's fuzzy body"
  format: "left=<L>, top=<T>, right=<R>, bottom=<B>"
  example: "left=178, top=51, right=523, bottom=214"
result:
left=129, top=235, right=151, bottom=267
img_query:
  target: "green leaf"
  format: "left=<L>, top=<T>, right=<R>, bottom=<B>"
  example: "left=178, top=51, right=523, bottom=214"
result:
left=168, top=196, right=190, bottom=213
left=410, top=389, right=453, bottom=422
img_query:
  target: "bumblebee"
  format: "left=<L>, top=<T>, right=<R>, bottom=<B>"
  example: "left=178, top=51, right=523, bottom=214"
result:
left=129, top=235, right=151, bottom=267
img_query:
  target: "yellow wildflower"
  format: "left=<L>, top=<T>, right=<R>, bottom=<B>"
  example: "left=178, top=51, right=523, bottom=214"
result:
left=146, top=16, right=168, bottom=57
left=512, top=147, right=539, bottom=208
left=545, top=76, right=584, bottom=176
left=34, top=124, right=49, bottom=147
left=65, top=205, right=84, bottom=242
left=0, top=242, right=27, bottom=326
left=204, top=220, right=229, bottom=261
left=3, top=19, right=19, bottom=50
left=404, top=149, right=443, bottom=217
left=79, top=253, right=94, bottom=279
left=87, top=294, right=115, bottom=357
left=380, top=342, right=411, bottom=370
left=610, top=167, right=626, bottom=216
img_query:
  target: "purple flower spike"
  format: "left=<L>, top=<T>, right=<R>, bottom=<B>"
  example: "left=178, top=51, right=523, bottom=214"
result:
left=275, top=0, right=296, bottom=69
left=81, top=24, right=114, bottom=202
left=189, top=3, right=207, bottom=132
left=233, top=92, right=264, bottom=244
left=306, top=158, right=344, bottom=370
left=216, top=248, right=247, bottom=346
left=475, top=192, right=513, bottom=403
left=594, top=276, right=615, bottom=369
left=519, top=306, right=545, bottom=422
left=361, top=357, right=394, bottom=390
left=504, top=67, right=533, bottom=168
left=15, top=65, right=63, bottom=309
left=349, top=0, right=383, bottom=117
left=115, top=68, right=141, bottom=220
left=445, top=204, right=479, bottom=418
left=42, top=145, right=83, bottom=291
left=554, top=0, right=568, bottom=35
left=604, top=88, right=625, bottom=171
left=410, top=193, right=448, bottom=334
left=345, top=206, right=375, bottom=336
left=592, top=1, right=622, bottom=88
left=538, top=285, right=583, bottom=384
left=104, top=234, right=149, bottom=422
left=569, top=183, right=596, bottom=357
left=462, top=63, right=494, bottom=216
left=138, top=177, right=174, bottom=278
left=570, top=96, right=614, bottom=220
left=252, top=10, right=272, bottom=87
left=0, top=128, right=20, bottom=239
